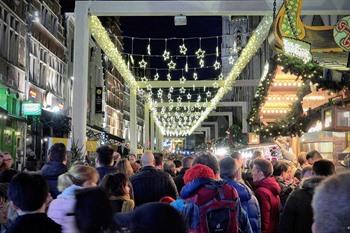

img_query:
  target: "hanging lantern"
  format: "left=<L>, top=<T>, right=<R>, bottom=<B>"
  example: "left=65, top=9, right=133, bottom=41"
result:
left=322, top=105, right=350, bottom=131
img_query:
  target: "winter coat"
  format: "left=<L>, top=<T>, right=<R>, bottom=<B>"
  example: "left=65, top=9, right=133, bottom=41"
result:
left=174, top=167, right=189, bottom=192
left=223, top=178, right=261, bottom=233
left=96, top=166, right=118, bottom=182
left=48, top=185, right=82, bottom=233
left=6, top=213, right=62, bottom=233
left=41, top=161, right=68, bottom=198
left=171, top=164, right=253, bottom=233
left=172, top=177, right=252, bottom=233
left=275, top=176, right=295, bottom=207
left=254, top=177, right=281, bottom=233
left=279, top=176, right=325, bottom=233
left=130, top=166, right=178, bottom=206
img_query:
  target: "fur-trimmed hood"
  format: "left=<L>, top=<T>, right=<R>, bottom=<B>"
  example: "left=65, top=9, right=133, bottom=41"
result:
left=300, top=176, right=325, bottom=191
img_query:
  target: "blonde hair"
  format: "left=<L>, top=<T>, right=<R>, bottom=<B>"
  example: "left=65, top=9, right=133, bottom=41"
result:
left=116, top=159, right=134, bottom=178
left=58, top=165, right=99, bottom=191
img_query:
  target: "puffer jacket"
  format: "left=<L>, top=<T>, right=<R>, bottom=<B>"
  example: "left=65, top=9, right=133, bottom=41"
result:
left=41, top=161, right=67, bottom=198
left=279, top=176, right=325, bottom=233
left=254, top=177, right=281, bottom=233
left=171, top=164, right=253, bottom=233
left=48, top=184, right=82, bottom=233
left=223, top=178, right=261, bottom=233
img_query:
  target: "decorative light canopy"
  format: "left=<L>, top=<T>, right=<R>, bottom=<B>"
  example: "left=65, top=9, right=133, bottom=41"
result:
left=89, top=15, right=273, bottom=136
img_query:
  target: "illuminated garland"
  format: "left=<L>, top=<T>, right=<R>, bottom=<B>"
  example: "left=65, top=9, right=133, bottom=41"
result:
left=189, top=16, right=273, bottom=134
left=89, top=16, right=138, bottom=89
left=89, top=15, right=273, bottom=136
left=276, top=54, right=350, bottom=92
left=252, top=84, right=313, bottom=138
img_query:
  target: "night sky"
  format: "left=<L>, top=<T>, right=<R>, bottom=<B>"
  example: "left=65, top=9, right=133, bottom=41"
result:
left=59, top=1, right=223, bottom=99
left=119, top=16, right=222, bottom=99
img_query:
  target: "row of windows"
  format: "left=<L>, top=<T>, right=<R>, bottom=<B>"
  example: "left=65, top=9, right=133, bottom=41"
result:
left=30, top=39, right=65, bottom=74
left=0, top=9, right=25, bottom=68
left=29, top=55, right=65, bottom=97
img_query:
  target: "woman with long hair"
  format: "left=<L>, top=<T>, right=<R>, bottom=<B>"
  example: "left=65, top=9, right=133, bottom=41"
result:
left=100, top=173, right=134, bottom=213
left=116, top=159, right=134, bottom=178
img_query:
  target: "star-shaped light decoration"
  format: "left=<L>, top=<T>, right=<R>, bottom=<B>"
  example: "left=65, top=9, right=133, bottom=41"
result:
left=193, top=72, right=198, bottom=80
left=168, top=60, right=176, bottom=70
left=179, top=43, right=187, bottom=55
left=146, top=84, right=152, bottom=92
left=169, top=86, right=174, bottom=93
left=141, top=76, right=148, bottom=82
left=218, top=73, right=224, bottom=80
left=213, top=61, right=221, bottom=70
left=199, top=59, right=205, bottom=68
left=187, top=93, right=192, bottom=100
left=167, top=73, right=172, bottom=81
left=213, top=81, right=219, bottom=89
left=179, top=87, right=186, bottom=94
left=177, top=96, right=182, bottom=102
left=206, top=90, right=212, bottom=97
left=228, top=55, right=235, bottom=65
left=139, top=59, right=147, bottom=69
left=167, top=93, right=172, bottom=99
left=154, top=73, right=159, bottom=81
left=195, top=48, right=205, bottom=59
left=162, top=50, right=170, bottom=61
left=180, top=76, right=186, bottom=84
left=138, top=88, right=145, bottom=96
left=157, top=89, right=163, bottom=97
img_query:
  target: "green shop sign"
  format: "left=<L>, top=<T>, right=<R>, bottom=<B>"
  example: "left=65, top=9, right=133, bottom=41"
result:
left=22, top=102, right=42, bottom=116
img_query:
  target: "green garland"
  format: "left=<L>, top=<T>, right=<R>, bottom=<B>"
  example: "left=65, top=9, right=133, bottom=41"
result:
left=248, top=57, right=277, bottom=125
left=276, top=54, right=350, bottom=92
left=248, top=53, right=350, bottom=138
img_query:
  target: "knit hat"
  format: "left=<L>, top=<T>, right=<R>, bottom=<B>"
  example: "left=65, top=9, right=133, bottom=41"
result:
left=183, top=164, right=216, bottom=184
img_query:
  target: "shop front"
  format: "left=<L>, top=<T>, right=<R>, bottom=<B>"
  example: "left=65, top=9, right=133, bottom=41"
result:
left=0, top=87, right=26, bottom=164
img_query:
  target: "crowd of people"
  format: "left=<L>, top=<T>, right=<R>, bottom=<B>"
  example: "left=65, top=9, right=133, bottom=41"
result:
left=0, top=143, right=349, bottom=233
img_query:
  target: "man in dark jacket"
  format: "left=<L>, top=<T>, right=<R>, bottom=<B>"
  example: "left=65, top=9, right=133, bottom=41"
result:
left=279, top=176, right=324, bottom=233
left=41, top=143, right=68, bottom=198
left=220, top=156, right=261, bottom=233
left=96, top=145, right=118, bottom=182
left=174, top=156, right=193, bottom=192
left=7, top=173, right=62, bottom=233
left=279, top=159, right=335, bottom=233
left=130, top=152, right=178, bottom=206
left=252, top=159, right=281, bottom=233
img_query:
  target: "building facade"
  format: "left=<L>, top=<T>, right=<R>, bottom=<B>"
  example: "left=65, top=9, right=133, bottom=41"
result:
left=0, top=0, right=27, bottom=162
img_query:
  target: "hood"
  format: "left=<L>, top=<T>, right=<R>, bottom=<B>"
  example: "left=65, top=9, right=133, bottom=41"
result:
left=222, top=178, right=251, bottom=202
left=57, top=184, right=82, bottom=198
left=184, top=164, right=215, bottom=184
left=180, top=178, right=213, bottom=199
left=301, top=176, right=325, bottom=191
left=41, top=162, right=67, bottom=177
left=254, top=177, right=281, bottom=196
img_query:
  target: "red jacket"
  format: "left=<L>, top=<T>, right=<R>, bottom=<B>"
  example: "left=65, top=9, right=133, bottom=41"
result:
left=254, top=177, right=281, bottom=233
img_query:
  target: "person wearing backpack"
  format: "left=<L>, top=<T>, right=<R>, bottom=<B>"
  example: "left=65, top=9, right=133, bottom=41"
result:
left=171, top=154, right=253, bottom=233
left=220, top=157, right=261, bottom=233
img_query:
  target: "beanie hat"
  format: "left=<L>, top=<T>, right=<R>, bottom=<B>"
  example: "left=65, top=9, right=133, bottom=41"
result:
left=184, top=164, right=215, bottom=184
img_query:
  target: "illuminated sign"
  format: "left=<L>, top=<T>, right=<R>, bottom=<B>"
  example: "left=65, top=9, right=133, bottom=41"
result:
left=283, top=37, right=312, bottom=63
left=22, top=102, right=42, bottom=116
